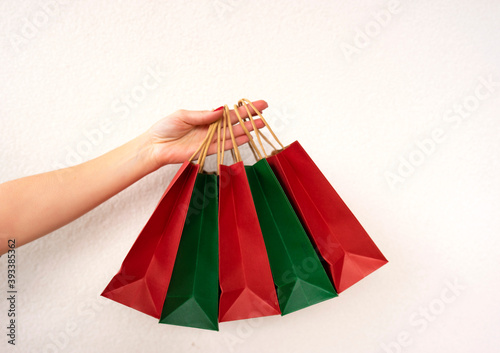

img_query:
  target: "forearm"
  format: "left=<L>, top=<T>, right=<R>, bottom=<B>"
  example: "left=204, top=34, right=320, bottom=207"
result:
left=0, top=132, right=157, bottom=254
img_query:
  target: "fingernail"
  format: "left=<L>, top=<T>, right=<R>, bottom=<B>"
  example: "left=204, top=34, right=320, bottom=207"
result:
left=213, top=106, right=223, bottom=111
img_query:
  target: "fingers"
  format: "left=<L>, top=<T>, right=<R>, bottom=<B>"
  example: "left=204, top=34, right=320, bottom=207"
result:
left=198, top=118, right=265, bottom=159
left=204, top=135, right=250, bottom=156
left=227, top=100, right=268, bottom=125
left=202, top=119, right=264, bottom=148
left=176, top=100, right=268, bottom=126
left=176, top=109, right=221, bottom=126
left=222, top=119, right=265, bottom=139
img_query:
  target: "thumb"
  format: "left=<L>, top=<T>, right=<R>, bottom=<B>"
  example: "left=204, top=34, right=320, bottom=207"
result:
left=178, top=107, right=223, bottom=126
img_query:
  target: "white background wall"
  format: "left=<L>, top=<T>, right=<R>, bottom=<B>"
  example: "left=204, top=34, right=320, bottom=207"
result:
left=1, top=0, right=499, bottom=352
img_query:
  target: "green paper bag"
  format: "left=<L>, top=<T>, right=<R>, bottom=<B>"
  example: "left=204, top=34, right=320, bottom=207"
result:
left=245, top=159, right=337, bottom=315
left=159, top=173, right=219, bottom=330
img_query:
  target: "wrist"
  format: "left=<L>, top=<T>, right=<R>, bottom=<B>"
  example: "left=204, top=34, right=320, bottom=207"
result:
left=131, top=131, right=162, bottom=175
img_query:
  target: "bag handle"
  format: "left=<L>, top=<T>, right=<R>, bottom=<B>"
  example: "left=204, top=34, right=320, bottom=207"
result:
left=215, top=104, right=241, bottom=174
left=233, top=104, right=263, bottom=160
left=188, top=120, right=219, bottom=173
left=188, top=123, right=216, bottom=163
left=237, top=98, right=284, bottom=158
left=223, top=105, right=241, bottom=163
left=198, top=120, right=219, bottom=172
left=218, top=106, right=227, bottom=166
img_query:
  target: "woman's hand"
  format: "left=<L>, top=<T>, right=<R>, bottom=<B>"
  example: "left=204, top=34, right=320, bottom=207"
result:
left=146, top=100, right=268, bottom=169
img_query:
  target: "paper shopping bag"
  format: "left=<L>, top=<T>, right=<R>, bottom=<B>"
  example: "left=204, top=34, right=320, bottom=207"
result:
left=218, top=106, right=281, bottom=322
left=266, top=141, right=388, bottom=293
left=101, top=161, right=199, bottom=318
left=245, top=158, right=338, bottom=315
left=159, top=126, right=220, bottom=330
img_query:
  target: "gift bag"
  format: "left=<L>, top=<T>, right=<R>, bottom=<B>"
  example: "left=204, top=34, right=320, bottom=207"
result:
left=238, top=98, right=388, bottom=293
left=218, top=106, right=281, bottom=322
left=232, top=107, right=337, bottom=315
left=101, top=161, right=198, bottom=318
left=159, top=123, right=220, bottom=330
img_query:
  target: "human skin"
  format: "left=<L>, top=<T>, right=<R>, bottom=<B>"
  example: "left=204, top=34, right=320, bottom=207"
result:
left=0, top=100, right=268, bottom=255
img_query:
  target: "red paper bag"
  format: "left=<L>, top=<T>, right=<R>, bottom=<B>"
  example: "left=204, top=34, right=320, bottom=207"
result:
left=218, top=106, right=281, bottom=322
left=101, top=161, right=199, bottom=318
left=267, top=141, right=388, bottom=293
